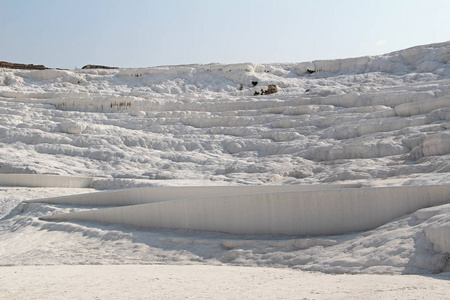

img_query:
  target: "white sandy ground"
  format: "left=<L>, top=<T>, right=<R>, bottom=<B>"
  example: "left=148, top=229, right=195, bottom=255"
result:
left=0, top=265, right=449, bottom=300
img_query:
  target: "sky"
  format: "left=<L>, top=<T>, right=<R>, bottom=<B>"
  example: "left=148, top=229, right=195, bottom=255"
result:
left=1, top=0, right=449, bottom=69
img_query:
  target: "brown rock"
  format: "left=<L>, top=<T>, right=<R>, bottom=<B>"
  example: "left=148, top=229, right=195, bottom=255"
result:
left=82, top=64, right=118, bottom=70
left=266, top=84, right=278, bottom=95
left=0, top=61, right=47, bottom=70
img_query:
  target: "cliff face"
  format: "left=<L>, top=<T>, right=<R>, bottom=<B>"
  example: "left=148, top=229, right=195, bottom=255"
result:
left=0, top=61, right=47, bottom=70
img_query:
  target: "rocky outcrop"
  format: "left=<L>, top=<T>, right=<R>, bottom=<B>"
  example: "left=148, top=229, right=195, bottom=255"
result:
left=266, top=84, right=278, bottom=94
left=255, top=84, right=278, bottom=96
left=82, top=64, right=118, bottom=70
left=0, top=61, right=47, bottom=70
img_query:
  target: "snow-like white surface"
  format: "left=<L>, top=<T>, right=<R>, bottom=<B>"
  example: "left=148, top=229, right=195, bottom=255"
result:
left=1, top=265, right=449, bottom=300
left=1, top=42, right=450, bottom=297
left=1, top=42, right=449, bottom=186
left=0, top=187, right=97, bottom=219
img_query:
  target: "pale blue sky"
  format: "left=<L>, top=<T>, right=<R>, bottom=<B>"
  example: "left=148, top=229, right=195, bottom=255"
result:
left=1, top=0, right=449, bottom=68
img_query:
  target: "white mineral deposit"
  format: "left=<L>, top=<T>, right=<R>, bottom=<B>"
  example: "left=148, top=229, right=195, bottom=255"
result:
left=1, top=41, right=449, bottom=299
